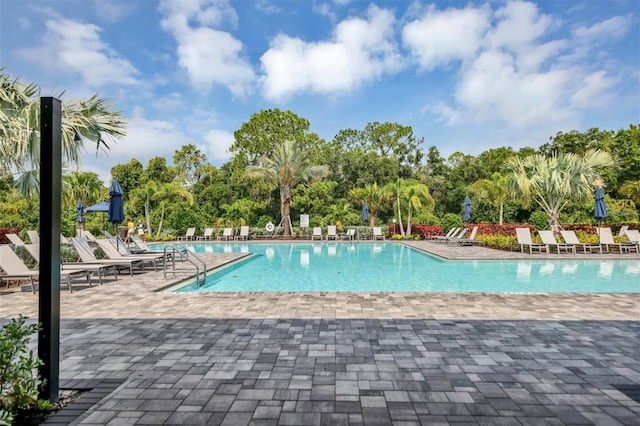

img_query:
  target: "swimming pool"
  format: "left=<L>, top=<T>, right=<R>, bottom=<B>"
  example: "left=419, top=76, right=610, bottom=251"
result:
left=167, top=242, right=640, bottom=293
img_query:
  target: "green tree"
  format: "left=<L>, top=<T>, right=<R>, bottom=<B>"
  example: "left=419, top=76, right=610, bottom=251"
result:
left=0, top=69, right=126, bottom=196
left=245, top=140, right=329, bottom=238
left=619, top=180, right=640, bottom=206
left=395, top=180, right=434, bottom=236
left=144, top=156, right=177, bottom=184
left=349, top=183, right=393, bottom=226
left=468, top=172, right=511, bottom=224
left=505, top=149, right=614, bottom=231
left=129, top=180, right=159, bottom=235
left=152, top=182, right=194, bottom=237
left=110, top=159, right=143, bottom=197
left=62, top=171, right=105, bottom=206
left=173, top=144, right=206, bottom=189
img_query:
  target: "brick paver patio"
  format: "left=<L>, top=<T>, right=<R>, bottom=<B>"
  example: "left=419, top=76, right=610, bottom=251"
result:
left=1, top=241, right=638, bottom=425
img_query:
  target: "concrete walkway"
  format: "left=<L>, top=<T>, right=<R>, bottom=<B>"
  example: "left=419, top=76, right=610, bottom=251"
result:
left=0, top=241, right=638, bottom=425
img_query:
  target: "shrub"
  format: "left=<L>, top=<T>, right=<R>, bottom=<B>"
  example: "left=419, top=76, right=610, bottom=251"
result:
left=440, top=213, right=462, bottom=233
left=477, top=234, right=518, bottom=250
left=529, top=211, right=548, bottom=230
left=0, top=317, right=48, bottom=425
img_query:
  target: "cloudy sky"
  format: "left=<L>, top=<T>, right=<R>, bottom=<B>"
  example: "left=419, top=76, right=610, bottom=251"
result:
left=1, top=0, right=638, bottom=182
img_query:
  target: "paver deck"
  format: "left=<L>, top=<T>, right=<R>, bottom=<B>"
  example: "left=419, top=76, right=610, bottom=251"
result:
left=1, top=241, right=639, bottom=425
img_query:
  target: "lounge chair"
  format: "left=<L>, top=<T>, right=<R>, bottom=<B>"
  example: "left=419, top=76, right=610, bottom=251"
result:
left=428, top=227, right=458, bottom=241
left=23, top=243, right=117, bottom=286
left=197, top=228, right=214, bottom=241
left=515, top=228, right=548, bottom=254
left=599, top=227, right=638, bottom=253
left=453, top=226, right=485, bottom=246
left=438, top=227, right=466, bottom=244
left=618, top=225, right=629, bottom=237
left=0, top=245, right=89, bottom=293
left=71, top=237, right=142, bottom=276
left=624, top=229, right=640, bottom=252
left=27, top=230, right=40, bottom=244
left=178, top=227, right=196, bottom=241
left=311, top=227, right=323, bottom=240
left=218, top=227, right=234, bottom=241
left=341, top=229, right=356, bottom=240
left=95, top=239, right=160, bottom=271
left=5, top=233, right=26, bottom=246
left=60, top=234, right=71, bottom=245
left=372, top=227, right=385, bottom=241
left=236, top=226, right=249, bottom=241
left=559, top=230, right=601, bottom=254
left=327, top=226, right=338, bottom=240
left=538, top=230, right=576, bottom=254
left=81, top=230, right=99, bottom=242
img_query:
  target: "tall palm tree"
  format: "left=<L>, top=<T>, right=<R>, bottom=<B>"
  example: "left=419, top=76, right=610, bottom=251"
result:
left=0, top=69, right=126, bottom=196
left=245, top=140, right=329, bottom=238
left=468, top=172, right=510, bottom=224
left=398, top=181, right=434, bottom=236
left=62, top=171, right=106, bottom=206
left=152, top=182, right=194, bottom=237
left=129, top=180, right=159, bottom=235
left=505, top=149, right=614, bottom=232
left=619, top=180, right=640, bottom=206
left=349, top=183, right=393, bottom=226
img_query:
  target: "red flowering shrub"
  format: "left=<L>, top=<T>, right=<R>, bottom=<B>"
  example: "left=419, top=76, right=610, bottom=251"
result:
left=0, top=227, right=20, bottom=244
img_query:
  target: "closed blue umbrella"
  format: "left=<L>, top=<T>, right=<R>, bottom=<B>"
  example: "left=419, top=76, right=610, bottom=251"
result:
left=76, top=199, right=84, bottom=224
left=594, top=187, right=607, bottom=226
left=361, top=202, right=370, bottom=223
left=108, top=179, right=125, bottom=246
left=463, top=196, right=471, bottom=222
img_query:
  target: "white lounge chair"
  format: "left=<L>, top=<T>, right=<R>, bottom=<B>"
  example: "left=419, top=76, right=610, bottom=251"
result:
left=197, top=228, right=214, bottom=241
left=538, top=230, right=576, bottom=254
left=327, top=226, right=338, bottom=240
left=27, top=230, right=40, bottom=244
left=81, top=230, right=99, bottom=242
left=453, top=226, right=485, bottom=246
left=24, top=243, right=117, bottom=286
left=599, top=227, right=638, bottom=253
left=71, top=237, right=142, bottom=276
left=428, top=227, right=458, bottom=241
left=0, top=245, right=89, bottom=293
left=95, top=239, right=160, bottom=271
left=178, top=227, right=196, bottom=241
left=311, top=227, right=323, bottom=240
left=372, top=227, right=385, bottom=241
left=438, top=227, right=466, bottom=244
left=218, top=227, right=234, bottom=241
left=5, top=233, right=26, bottom=246
left=618, top=225, right=629, bottom=237
left=559, top=230, right=601, bottom=254
left=624, top=229, right=640, bottom=252
left=236, top=226, right=249, bottom=241
left=341, top=229, right=356, bottom=240
left=515, top=228, right=547, bottom=254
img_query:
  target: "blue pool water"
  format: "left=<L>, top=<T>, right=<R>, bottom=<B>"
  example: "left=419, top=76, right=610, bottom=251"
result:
left=168, top=243, right=640, bottom=293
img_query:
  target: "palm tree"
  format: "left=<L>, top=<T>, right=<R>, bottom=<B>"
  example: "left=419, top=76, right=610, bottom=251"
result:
left=0, top=69, right=126, bottom=196
left=349, top=183, right=393, bottom=226
left=153, top=182, right=194, bottom=237
left=619, top=180, right=640, bottom=206
left=63, top=171, right=106, bottom=206
left=505, top=149, right=614, bottom=232
left=129, top=180, right=159, bottom=236
left=245, top=140, right=329, bottom=238
left=468, top=172, right=510, bottom=224
left=397, top=180, right=434, bottom=236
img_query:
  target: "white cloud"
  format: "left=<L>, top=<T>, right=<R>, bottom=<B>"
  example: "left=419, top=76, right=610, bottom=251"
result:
left=80, top=108, right=196, bottom=182
left=402, top=5, right=490, bottom=70
left=93, top=0, right=137, bottom=23
left=260, top=5, right=403, bottom=100
left=573, top=15, right=633, bottom=42
left=203, top=129, right=235, bottom=161
left=484, top=1, right=555, bottom=51
left=159, top=0, right=255, bottom=96
left=570, top=71, right=618, bottom=108
left=17, top=18, right=139, bottom=88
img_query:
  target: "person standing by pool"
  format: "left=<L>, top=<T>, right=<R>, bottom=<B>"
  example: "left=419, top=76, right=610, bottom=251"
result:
left=125, top=218, right=135, bottom=243
left=137, top=219, right=146, bottom=241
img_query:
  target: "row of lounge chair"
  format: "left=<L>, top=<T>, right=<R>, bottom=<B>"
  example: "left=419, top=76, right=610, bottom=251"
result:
left=516, top=227, right=640, bottom=254
left=427, top=226, right=485, bottom=246
left=177, top=226, right=388, bottom=241
left=0, top=231, right=170, bottom=293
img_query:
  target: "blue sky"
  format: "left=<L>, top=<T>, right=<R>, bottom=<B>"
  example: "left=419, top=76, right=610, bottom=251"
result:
left=1, top=0, right=638, bottom=182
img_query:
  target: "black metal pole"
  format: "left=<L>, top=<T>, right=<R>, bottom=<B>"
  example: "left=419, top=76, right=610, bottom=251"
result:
left=38, top=97, right=61, bottom=403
